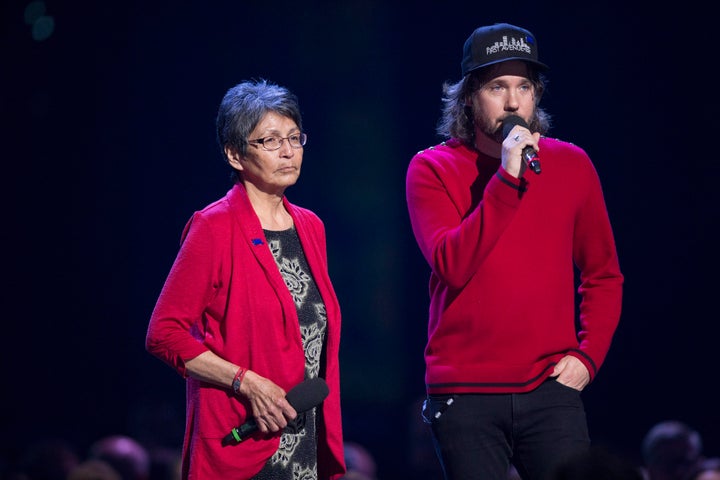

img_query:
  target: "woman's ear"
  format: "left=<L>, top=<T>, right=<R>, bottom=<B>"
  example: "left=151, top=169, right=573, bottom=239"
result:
left=225, top=145, right=244, bottom=171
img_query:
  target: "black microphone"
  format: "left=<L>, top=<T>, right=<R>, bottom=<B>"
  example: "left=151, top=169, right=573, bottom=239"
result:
left=221, top=377, right=329, bottom=446
left=501, top=115, right=541, bottom=174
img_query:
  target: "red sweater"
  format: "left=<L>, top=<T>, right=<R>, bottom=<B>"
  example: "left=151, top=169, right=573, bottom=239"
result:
left=146, top=183, right=345, bottom=479
left=406, top=138, right=623, bottom=394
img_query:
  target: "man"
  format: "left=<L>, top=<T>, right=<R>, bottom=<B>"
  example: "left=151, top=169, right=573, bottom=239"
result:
left=405, top=23, right=624, bottom=480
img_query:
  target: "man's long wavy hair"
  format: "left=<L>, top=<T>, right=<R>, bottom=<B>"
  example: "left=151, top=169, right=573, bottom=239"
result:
left=436, top=63, right=552, bottom=146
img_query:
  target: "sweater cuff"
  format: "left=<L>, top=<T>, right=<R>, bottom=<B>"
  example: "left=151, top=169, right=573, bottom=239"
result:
left=488, top=169, right=528, bottom=206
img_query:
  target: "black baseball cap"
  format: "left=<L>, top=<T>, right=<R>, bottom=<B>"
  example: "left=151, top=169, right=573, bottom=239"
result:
left=461, top=23, right=548, bottom=77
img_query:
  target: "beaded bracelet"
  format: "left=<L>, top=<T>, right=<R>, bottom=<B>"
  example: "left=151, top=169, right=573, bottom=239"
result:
left=232, top=367, right=247, bottom=395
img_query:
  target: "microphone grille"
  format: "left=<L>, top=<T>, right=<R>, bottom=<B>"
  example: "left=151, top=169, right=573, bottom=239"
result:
left=501, top=115, right=529, bottom=139
left=286, top=377, right=329, bottom=412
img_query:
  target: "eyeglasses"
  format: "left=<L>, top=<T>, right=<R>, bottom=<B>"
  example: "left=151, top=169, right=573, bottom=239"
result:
left=247, top=132, right=307, bottom=151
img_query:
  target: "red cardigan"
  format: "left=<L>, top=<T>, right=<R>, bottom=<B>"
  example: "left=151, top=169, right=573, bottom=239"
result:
left=146, top=183, right=345, bottom=479
left=406, top=138, right=624, bottom=394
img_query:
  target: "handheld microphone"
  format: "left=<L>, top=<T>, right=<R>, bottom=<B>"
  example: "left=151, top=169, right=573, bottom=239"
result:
left=501, top=115, right=541, bottom=174
left=221, top=377, right=329, bottom=446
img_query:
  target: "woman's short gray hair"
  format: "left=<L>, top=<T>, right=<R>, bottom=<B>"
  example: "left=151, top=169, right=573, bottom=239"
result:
left=216, top=79, right=302, bottom=180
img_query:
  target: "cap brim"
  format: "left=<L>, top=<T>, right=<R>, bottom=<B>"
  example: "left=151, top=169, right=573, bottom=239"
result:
left=464, top=57, right=549, bottom=76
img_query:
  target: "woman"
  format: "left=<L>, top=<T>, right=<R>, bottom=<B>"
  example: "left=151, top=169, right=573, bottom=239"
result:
left=146, top=79, right=345, bottom=479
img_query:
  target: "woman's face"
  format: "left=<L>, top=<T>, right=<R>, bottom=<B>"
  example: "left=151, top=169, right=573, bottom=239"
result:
left=227, top=111, right=303, bottom=194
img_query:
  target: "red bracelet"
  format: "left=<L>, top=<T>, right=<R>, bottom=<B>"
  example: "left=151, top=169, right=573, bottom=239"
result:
left=232, top=367, right=246, bottom=395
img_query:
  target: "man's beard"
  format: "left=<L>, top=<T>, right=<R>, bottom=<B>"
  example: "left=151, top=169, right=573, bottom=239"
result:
left=475, top=112, right=506, bottom=143
left=475, top=110, right=535, bottom=143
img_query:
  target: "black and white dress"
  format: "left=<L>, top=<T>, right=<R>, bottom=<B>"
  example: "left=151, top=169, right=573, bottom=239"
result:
left=252, top=227, right=328, bottom=480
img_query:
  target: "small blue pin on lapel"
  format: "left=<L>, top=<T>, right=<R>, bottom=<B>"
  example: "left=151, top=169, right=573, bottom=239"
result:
left=251, top=238, right=264, bottom=246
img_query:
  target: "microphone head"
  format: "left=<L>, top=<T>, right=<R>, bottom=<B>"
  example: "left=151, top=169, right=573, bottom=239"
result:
left=501, top=115, right=529, bottom=139
left=285, top=377, right=329, bottom=412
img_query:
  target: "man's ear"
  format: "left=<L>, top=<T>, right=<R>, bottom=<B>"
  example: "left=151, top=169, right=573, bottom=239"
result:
left=225, top=145, right=244, bottom=171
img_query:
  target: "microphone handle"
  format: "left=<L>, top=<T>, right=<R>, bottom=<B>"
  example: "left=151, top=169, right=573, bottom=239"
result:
left=221, top=419, right=258, bottom=446
left=522, top=147, right=541, bottom=174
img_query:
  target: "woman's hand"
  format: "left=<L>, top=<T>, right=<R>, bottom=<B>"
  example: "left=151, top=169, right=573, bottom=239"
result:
left=237, top=370, right=298, bottom=433
left=183, top=351, right=298, bottom=433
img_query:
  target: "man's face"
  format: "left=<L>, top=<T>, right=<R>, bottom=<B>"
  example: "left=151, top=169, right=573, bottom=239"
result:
left=469, top=60, right=537, bottom=142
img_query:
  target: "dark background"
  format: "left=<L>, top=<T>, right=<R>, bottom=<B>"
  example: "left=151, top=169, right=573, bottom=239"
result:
left=3, top=0, right=717, bottom=478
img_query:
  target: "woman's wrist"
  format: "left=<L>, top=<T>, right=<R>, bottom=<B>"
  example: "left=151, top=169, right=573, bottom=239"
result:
left=231, top=366, right=247, bottom=395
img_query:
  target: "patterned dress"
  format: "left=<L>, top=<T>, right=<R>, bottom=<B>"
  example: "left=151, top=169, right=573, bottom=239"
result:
left=252, top=227, right=328, bottom=480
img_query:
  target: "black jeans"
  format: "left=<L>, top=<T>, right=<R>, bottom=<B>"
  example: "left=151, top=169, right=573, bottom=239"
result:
left=423, top=378, right=591, bottom=480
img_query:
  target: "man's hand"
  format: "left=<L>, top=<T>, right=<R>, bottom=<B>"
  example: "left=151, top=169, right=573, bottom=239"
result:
left=550, top=355, right=589, bottom=391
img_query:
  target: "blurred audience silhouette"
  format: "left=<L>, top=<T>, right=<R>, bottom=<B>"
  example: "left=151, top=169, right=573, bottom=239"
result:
left=67, top=459, right=122, bottom=480
left=87, top=435, right=150, bottom=480
left=11, top=438, right=79, bottom=480
left=146, top=446, right=181, bottom=480
left=507, top=464, right=522, bottom=479
left=341, top=441, right=378, bottom=480
left=0, top=419, right=716, bottom=480
left=686, top=457, right=720, bottom=480
left=640, top=420, right=703, bottom=480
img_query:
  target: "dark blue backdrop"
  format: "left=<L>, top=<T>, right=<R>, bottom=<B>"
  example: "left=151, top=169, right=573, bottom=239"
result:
left=3, top=1, right=717, bottom=477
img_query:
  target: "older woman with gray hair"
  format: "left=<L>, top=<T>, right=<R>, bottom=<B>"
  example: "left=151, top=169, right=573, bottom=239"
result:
left=146, top=79, right=345, bottom=479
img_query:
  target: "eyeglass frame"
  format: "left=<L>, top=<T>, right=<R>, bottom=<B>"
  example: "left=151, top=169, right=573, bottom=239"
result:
left=246, top=132, right=307, bottom=151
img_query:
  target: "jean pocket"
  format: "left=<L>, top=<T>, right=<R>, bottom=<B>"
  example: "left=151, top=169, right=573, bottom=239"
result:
left=551, top=378, right=583, bottom=394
